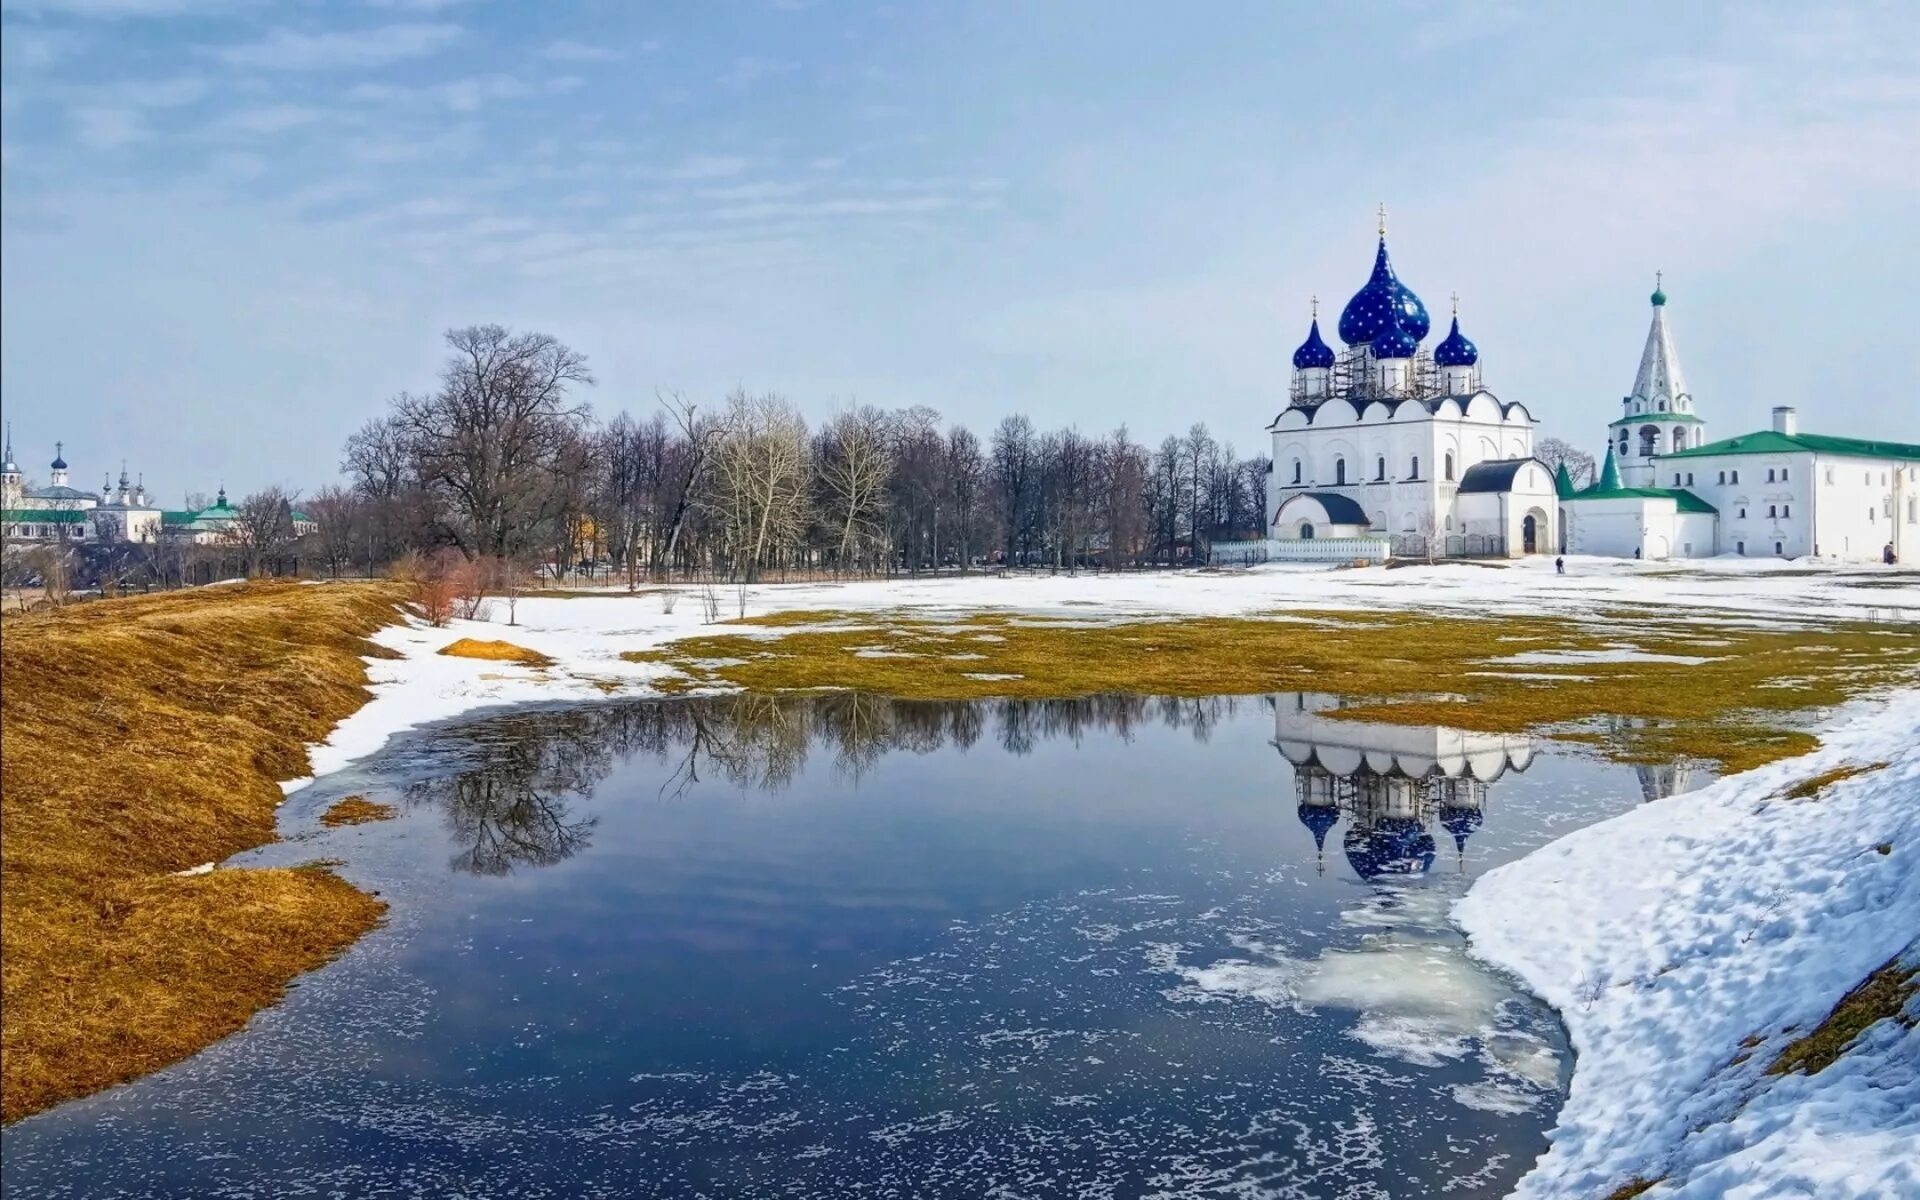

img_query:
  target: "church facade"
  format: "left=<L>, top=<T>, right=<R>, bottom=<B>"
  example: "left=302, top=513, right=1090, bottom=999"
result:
left=1265, top=221, right=1558, bottom=560
left=1560, top=286, right=1920, bottom=562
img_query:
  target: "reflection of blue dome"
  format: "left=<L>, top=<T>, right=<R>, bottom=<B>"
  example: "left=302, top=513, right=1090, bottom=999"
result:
left=1297, top=802, right=1340, bottom=851
left=1370, top=307, right=1419, bottom=359
left=1433, top=316, right=1478, bottom=367
left=1344, top=818, right=1437, bottom=879
left=1291, top=319, right=1336, bottom=370
left=1339, top=238, right=1429, bottom=346
left=1440, top=805, right=1484, bottom=852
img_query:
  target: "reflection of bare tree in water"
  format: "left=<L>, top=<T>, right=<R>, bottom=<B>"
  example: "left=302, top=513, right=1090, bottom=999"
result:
left=407, top=707, right=633, bottom=874
left=411, top=693, right=1256, bottom=869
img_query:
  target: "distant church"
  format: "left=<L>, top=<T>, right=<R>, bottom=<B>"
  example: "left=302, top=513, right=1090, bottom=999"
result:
left=1560, top=283, right=1920, bottom=562
left=1265, top=212, right=1558, bottom=560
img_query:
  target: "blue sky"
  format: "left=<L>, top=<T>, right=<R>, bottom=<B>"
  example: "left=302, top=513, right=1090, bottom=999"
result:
left=3, top=0, right=1918, bottom=498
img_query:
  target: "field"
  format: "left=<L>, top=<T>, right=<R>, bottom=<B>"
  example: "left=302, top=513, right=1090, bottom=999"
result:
left=0, top=582, right=406, bottom=1122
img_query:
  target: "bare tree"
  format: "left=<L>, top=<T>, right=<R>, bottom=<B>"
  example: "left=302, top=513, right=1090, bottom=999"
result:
left=990, top=415, right=1035, bottom=566
left=709, top=390, right=811, bottom=581
left=1536, top=436, right=1595, bottom=490
left=305, top=485, right=361, bottom=579
left=818, top=405, right=895, bottom=572
left=390, top=325, right=595, bottom=557
left=656, top=390, right=722, bottom=579
left=227, top=487, right=298, bottom=577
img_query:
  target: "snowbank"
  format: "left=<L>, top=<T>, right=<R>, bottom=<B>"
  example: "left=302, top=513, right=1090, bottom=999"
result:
left=1455, top=691, right=1920, bottom=1199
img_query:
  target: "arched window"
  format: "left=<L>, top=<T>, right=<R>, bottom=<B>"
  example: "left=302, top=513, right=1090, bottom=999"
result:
left=1299, top=522, right=1315, bottom=540
left=1444, top=453, right=1455, bottom=481
left=1291, top=459, right=1302, bottom=484
left=1638, top=426, right=1659, bottom=457
left=1411, top=455, right=1421, bottom=479
left=1376, top=455, right=1386, bottom=481
left=1673, top=429, right=1687, bottom=452
left=1335, top=458, right=1347, bottom=485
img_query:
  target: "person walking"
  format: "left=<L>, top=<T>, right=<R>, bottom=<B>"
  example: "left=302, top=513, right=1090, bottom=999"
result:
left=1555, top=556, right=1565, bottom=575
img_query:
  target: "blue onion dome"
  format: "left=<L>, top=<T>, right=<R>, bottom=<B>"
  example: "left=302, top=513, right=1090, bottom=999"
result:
left=1291, top=318, right=1335, bottom=370
left=1344, top=818, right=1437, bottom=879
left=1338, top=237, right=1430, bottom=346
left=1439, top=804, right=1483, bottom=851
left=1370, top=305, right=1419, bottom=360
left=1297, top=802, right=1340, bottom=851
left=1433, top=316, right=1478, bottom=367
left=50, top=450, right=68, bottom=470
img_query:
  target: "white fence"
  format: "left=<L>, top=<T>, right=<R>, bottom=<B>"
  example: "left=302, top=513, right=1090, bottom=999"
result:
left=1209, top=538, right=1392, bottom=565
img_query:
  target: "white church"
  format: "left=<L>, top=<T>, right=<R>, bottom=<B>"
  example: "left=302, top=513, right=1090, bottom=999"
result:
left=1265, top=217, right=1559, bottom=561
left=1260, top=219, right=1920, bottom=564
left=1560, top=282, right=1920, bottom=563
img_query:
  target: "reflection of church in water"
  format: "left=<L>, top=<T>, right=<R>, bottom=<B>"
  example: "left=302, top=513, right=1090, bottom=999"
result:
left=1274, top=693, right=1533, bottom=880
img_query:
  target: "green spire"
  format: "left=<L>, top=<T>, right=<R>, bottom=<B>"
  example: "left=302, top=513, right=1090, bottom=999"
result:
left=1554, top=460, right=1576, bottom=500
left=1592, top=447, right=1622, bottom=492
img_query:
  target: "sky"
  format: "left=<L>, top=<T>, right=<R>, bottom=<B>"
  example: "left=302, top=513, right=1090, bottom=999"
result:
left=3, top=0, right=1919, bottom=500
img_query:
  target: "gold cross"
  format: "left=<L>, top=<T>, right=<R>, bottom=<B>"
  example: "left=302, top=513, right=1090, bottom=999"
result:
left=1377, top=202, right=1387, bottom=236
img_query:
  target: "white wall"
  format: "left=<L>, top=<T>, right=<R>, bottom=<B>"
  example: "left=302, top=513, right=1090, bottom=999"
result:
left=1656, top=449, right=1918, bottom=560
left=1565, top=495, right=1680, bottom=559
left=1268, top=391, right=1537, bottom=551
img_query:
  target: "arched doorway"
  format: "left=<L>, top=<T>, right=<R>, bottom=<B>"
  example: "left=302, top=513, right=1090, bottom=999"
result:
left=1522, top=511, right=1547, bottom=554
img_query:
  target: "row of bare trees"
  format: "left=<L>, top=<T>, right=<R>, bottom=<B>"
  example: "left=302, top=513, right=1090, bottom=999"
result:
left=5, top=322, right=1283, bottom=600
left=313, top=324, right=1273, bottom=583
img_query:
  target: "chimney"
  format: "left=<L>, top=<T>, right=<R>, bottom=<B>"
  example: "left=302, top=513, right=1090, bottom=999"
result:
left=1772, top=406, right=1797, bottom=436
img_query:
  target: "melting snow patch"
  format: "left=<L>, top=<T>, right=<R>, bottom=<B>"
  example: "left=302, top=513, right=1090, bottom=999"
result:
left=1455, top=690, right=1920, bottom=1200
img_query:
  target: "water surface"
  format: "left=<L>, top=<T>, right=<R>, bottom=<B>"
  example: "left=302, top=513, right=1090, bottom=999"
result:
left=1, top=692, right=1696, bottom=1198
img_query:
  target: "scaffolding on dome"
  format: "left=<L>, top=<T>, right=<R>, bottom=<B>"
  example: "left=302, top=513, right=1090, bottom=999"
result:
left=1287, top=345, right=1479, bottom=409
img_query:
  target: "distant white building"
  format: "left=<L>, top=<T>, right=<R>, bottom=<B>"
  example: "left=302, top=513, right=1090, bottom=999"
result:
left=1266, top=216, right=1557, bottom=560
left=3, top=429, right=167, bottom=546
left=3, top=436, right=100, bottom=543
left=1561, top=286, right=1920, bottom=562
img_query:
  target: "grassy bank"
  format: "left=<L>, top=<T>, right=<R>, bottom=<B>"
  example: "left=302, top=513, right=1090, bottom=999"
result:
left=1, top=581, right=408, bottom=1123
left=625, top=608, right=1920, bottom=772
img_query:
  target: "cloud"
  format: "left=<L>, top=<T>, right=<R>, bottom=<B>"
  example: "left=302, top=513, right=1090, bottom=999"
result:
left=664, top=154, right=749, bottom=180
left=213, top=104, right=326, bottom=136
left=716, top=56, right=796, bottom=90
left=2, top=0, right=249, bottom=15
left=540, top=39, right=623, bottom=63
left=348, top=73, right=535, bottom=112
left=360, top=0, right=475, bottom=10
left=206, top=23, right=461, bottom=71
left=69, top=105, right=148, bottom=148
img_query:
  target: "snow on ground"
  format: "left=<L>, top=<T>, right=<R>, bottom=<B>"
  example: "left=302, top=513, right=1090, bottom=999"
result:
left=291, top=554, right=1915, bottom=789
left=1455, top=691, right=1920, bottom=1200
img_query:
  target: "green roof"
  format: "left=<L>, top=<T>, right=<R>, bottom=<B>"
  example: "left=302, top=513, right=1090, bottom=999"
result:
left=2, top=508, right=88, bottom=524
left=1609, top=411, right=1707, bottom=426
left=1663, top=429, right=1920, bottom=461
left=1553, top=461, right=1576, bottom=500
left=1567, top=485, right=1717, bottom=514
left=161, top=510, right=195, bottom=525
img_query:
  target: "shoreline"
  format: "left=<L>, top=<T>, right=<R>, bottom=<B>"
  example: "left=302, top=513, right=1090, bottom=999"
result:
left=1455, top=689, right=1920, bottom=1198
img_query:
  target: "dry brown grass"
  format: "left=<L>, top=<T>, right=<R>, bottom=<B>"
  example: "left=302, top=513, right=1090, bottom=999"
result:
left=1, top=581, right=408, bottom=1123
left=437, top=636, right=553, bottom=666
left=1767, top=955, right=1919, bottom=1078
left=1604, top=1179, right=1665, bottom=1200
left=320, top=796, right=397, bottom=827
left=623, top=608, right=1920, bottom=772
left=1778, top=762, right=1888, bottom=801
